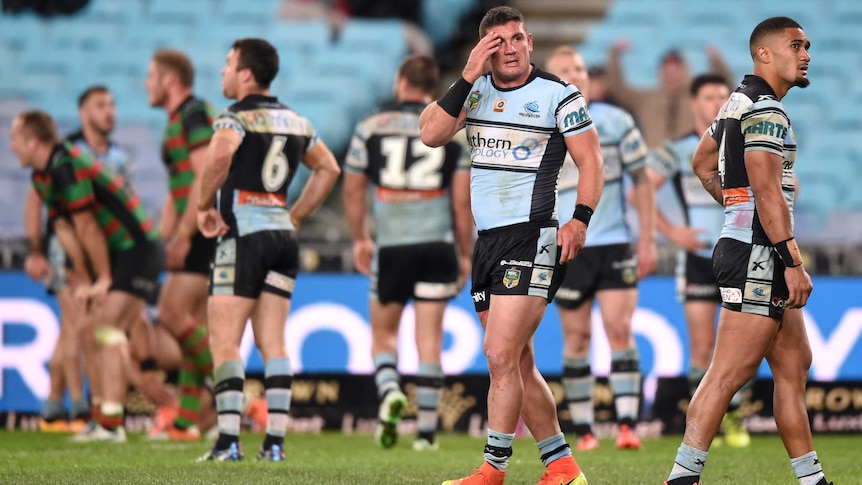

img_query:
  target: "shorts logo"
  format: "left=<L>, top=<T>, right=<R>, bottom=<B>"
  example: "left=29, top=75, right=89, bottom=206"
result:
left=751, top=260, right=767, bottom=271
left=471, top=290, right=486, bottom=303
left=215, top=239, right=237, bottom=265
left=500, top=259, right=532, bottom=267
left=213, top=266, right=236, bottom=285
left=539, top=244, right=551, bottom=254
left=772, top=297, right=785, bottom=308
left=466, top=90, right=482, bottom=111
left=264, top=271, right=295, bottom=294
left=622, top=267, right=637, bottom=285
left=502, top=268, right=521, bottom=289
left=529, top=269, right=553, bottom=288
left=744, top=282, right=771, bottom=302
left=493, top=99, right=507, bottom=112
left=720, top=287, right=743, bottom=303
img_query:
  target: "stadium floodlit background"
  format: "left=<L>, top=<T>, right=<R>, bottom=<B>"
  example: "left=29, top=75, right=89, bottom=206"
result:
left=1, top=0, right=861, bottom=437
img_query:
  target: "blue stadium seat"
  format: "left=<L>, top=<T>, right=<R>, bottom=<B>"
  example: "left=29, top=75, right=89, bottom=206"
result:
left=77, top=0, right=141, bottom=22
left=280, top=98, right=353, bottom=153
left=0, top=14, right=49, bottom=49
left=193, top=21, right=274, bottom=52
left=147, top=0, right=212, bottom=24
left=219, top=0, right=282, bottom=25
left=268, top=20, right=333, bottom=55
left=310, top=47, right=397, bottom=101
left=44, top=18, right=122, bottom=49
left=123, top=22, right=195, bottom=50
left=605, top=0, right=669, bottom=28
left=337, top=19, right=408, bottom=63
left=420, top=0, right=476, bottom=47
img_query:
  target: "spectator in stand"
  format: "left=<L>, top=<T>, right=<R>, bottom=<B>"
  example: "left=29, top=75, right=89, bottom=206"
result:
left=605, top=42, right=733, bottom=148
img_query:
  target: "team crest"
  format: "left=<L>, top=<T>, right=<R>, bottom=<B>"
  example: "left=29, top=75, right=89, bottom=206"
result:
left=622, top=267, right=637, bottom=285
left=466, top=90, right=482, bottom=111
left=503, top=267, right=521, bottom=289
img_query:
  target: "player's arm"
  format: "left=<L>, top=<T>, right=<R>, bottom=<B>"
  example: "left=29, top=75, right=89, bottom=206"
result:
left=746, top=151, right=796, bottom=250
left=692, top=133, right=723, bottom=204
left=158, top=194, right=177, bottom=241
left=343, top=128, right=373, bottom=274
left=630, top=164, right=657, bottom=277
left=451, top=168, right=473, bottom=288
left=291, top=141, right=341, bottom=227
left=560, top=127, right=603, bottom=263
left=70, top=210, right=111, bottom=285
left=419, top=31, right=503, bottom=147
left=23, top=187, right=49, bottom=282
left=174, top=146, right=207, bottom=241
left=53, top=216, right=92, bottom=285
left=199, top=128, right=240, bottom=211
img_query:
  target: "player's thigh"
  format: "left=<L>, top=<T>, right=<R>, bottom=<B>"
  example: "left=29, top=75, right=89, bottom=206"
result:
left=485, top=294, right=547, bottom=359
left=765, top=308, right=812, bottom=382
left=108, top=242, right=164, bottom=328
left=96, top=290, right=145, bottom=333
left=685, top=300, right=719, bottom=366
left=158, top=271, right=208, bottom=332
left=711, top=307, right=779, bottom=382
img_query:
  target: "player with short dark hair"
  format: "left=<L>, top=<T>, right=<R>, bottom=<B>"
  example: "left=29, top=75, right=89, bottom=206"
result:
left=664, top=17, right=831, bottom=485
left=12, top=110, right=164, bottom=443
left=545, top=45, right=656, bottom=452
left=196, top=38, right=340, bottom=461
left=344, top=55, right=473, bottom=452
left=146, top=48, right=217, bottom=441
left=420, top=6, right=602, bottom=485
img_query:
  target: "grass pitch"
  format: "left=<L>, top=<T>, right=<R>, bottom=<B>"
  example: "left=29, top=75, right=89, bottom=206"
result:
left=0, top=430, right=856, bottom=484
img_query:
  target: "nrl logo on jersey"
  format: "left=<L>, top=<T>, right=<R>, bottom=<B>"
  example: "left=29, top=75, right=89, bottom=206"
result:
left=466, top=90, right=482, bottom=111
left=502, top=267, right=521, bottom=289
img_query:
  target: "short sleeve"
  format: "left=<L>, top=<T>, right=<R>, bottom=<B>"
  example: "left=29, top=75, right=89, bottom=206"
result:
left=213, top=110, right=247, bottom=140
left=183, top=104, right=216, bottom=149
left=555, top=85, right=593, bottom=137
left=646, top=143, right=679, bottom=179
left=740, top=101, right=790, bottom=156
left=619, top=123, right=648, bottom=171
left=344, top=120, right=370, bottom=174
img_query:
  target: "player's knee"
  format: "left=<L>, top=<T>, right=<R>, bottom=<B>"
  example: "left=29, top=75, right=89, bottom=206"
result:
left=484, top=343, right=519, bottom=378
left=563, top=331, right=590, bottom=355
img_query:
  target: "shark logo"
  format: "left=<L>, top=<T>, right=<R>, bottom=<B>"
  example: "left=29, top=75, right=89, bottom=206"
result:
left=523, top=101, right=539, bottom=112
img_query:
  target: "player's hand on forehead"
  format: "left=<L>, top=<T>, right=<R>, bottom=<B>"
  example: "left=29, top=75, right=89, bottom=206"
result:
left=463, top=31, right=502, bottom=83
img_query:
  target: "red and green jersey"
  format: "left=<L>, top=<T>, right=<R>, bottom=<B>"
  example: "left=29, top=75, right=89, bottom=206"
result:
left=161, top=95, right=216, bottom=215
left=31, top=142, right=159, bottom=251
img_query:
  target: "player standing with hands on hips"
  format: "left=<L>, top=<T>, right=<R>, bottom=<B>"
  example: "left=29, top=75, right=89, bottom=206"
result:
left=420, top=6, right=603, bottom=485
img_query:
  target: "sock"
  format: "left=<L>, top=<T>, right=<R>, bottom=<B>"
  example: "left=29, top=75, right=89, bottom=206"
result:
left=536, top=433, right=572, bottom=467
left=174, top=357, right=206, bottom=430
left=91, top=401, right=102, bottom=424
left=178, top=322, right=214, bottom=375
left=610, top=348, right=641, bottom=427
left=791, top=451, right=825, bottom=485
left=687, top=366, right=707, bottom=398
left=99, top=401, right=124, bottom=431
left=214, top=360, right=244, bottom=450
left=668, top=443, right=708, bottom=483
left=416, top=361, right=443, bottom=444
left=41, top=399, right=65, bottom=421
left=562, top=357, right=594, bottom=437
left=373, top=352, right=400, bottom=400
left=70, top=398, right=90, bottom=421
left=728, top=378, right=753, bottom=412
left=483, top=429, right=514, bottom=471
left=263, top=357, right=293, bottom=449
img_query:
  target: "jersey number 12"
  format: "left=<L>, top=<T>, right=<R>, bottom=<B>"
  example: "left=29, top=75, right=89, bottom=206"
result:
left=379, top=135, right=444, bottom=190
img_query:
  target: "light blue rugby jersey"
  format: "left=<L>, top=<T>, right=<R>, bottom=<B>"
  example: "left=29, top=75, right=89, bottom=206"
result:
left=647, top=132, right=724, bottom=259
left=557, top=102, right=647, bottom=246
left=464, top=67, right=594, bottom=231
left=67, top=132, right=134, bottom=180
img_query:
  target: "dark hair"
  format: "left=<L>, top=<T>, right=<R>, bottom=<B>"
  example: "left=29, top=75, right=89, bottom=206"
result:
left=78, top=85, right=110, bottom=108
left=152, top=49, right=195, bottom=88
left=232, top=38, right=279, bottom=89
left=750, top=16, right=803, bottom=59
left=397, top=55, right=439, bottom=94
left=17, top=110, right=59, bottom=144
left=690, top=73, right=729, bottom=97
left=478, top=6, right=526, bottom=38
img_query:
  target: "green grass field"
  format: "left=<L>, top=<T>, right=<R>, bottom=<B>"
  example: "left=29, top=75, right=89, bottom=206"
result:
left=0, top=430, right=855, bottom=484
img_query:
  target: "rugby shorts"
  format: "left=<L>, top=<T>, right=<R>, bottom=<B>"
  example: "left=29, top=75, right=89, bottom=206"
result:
left=555, top=243, right=638, bottom=309
left=714, top=237, right=788, bottom=320
left=210, top=230, right=298, bottom=299
left=372, top=241, right=459, bottom=304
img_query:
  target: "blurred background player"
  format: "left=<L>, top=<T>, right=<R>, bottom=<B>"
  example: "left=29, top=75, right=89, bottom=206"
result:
left=145, top=49, right=216, bottom=441
left=196, top=38, right=340, bottom=461
left=421, top=7, right=603, bottom=485
left=606, top=41, right=733, bottom=148
left=24, top=85, right=133, bottom=433
left=12, top=110, right=164, bottom=442
left=644, top=73, right=750, bottom=447
left=343, top=55, right=473, bottom=452
left=545, top=45, right=656, bottom=451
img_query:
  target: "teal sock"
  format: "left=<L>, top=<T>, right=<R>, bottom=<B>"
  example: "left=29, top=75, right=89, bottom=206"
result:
left=562, top=356, right=594, bottom=437
left=790, top=451, right=825, bottom=485
left=373, top=352, right=400, bottom=400
left=41, top=399, right=65, bottom=421
left=668, top=443, right=707, bottom=482
left=70, top=398, right=90, bottom=420
left=264, top=357, right=292, bottom=445
left=536, top=432, right=571, bottom=466
left=484, top=429, right=514, bottom=471
left=416, top=362, right=443, bottom=443
left=610, top=348, right=641, bottom=427
left=214, top=360, right=245, bottom=448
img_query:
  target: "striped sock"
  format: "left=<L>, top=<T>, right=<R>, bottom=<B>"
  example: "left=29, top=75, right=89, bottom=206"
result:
left=263, top=357, right=293, bottom=450
left=99, top=401, right=124, bottom=430
left=537, top=432, right=572, bottom=466
left=610, top=348, right=641, bottom=427
left=174, top=356, right=205, bottom=430
left=562, top=357, right=594, bottom=437
left=214, top=360, right=244, bottom=450
left=416, top=362, right=443, bottom=444
left=484, top=429, right=514, bottom=471
left=178, top=323, right=214, bottom=375
left=70, top=398, right=90, bottom=421
left=373, top=352, right=400, bottom=400
left=687, top=367, right=707, bottom=398
left=41, top=399, right=65, bottom=421
left=668, top=443, right=707, bottom=483
left=791, top=451, right=825, bottom=485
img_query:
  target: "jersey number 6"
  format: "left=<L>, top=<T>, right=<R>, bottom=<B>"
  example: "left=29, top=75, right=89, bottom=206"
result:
left=262, top=135, right=289, bottom=192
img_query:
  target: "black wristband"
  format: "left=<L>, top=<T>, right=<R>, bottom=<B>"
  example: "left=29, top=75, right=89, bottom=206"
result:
left=139, top=358, right=158, bottom=372
left=774, top=237, right=801, bottom=267
left=572, top=204, right=594, bottom=226
left=437, top=77, right=472, bottom=118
